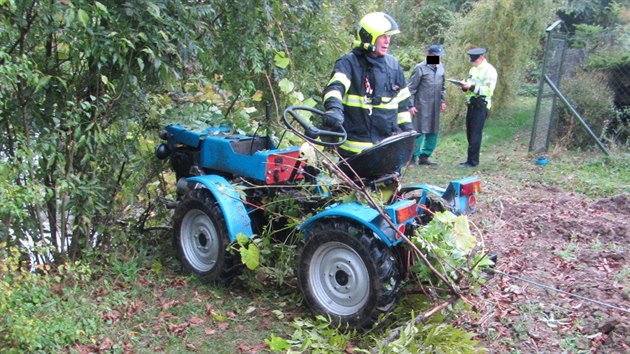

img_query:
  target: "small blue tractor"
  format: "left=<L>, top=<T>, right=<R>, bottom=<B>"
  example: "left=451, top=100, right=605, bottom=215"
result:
left=156, top=106, right=480, bottom=329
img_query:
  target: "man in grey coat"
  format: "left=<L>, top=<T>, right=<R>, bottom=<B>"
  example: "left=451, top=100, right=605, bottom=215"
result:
left=408, top=44, right=447, bottom=165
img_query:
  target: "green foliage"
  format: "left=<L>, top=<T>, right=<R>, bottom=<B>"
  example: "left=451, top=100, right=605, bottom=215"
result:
left=441, top=0, right=557, bottom=131
left=0, top=245, right=100, bottom=351
left=557, top=0, right=625, bottom=31
left=235, top=233, right=260, bottom=270
left=556, top=70, right=616, bottom=149
left=379, top=314, right=485, bottom=354
left=390, top=1, right=457, bottom=49
left=412, top=211, right=492, bottom=288
left=269, top=316, right=353, bottom=353
left=569, top=23, right=607, bottom=48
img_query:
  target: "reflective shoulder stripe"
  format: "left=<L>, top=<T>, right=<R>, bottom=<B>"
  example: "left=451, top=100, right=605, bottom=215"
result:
left=340, top=140, right=374, bottom=153
left=324, top=90, right=343, bottom=104
left=327, top=72, right=351, bottom=93
left=397, top=111, right=411, bottom=124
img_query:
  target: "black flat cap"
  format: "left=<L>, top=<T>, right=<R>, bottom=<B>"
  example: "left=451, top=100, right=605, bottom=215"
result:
left=467, top=47, right=487, bottom=56
left=467, top=47, right=486, bottom=62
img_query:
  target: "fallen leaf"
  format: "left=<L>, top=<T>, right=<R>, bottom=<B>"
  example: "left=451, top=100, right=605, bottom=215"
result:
left=189, top=316, right=205, bottom=327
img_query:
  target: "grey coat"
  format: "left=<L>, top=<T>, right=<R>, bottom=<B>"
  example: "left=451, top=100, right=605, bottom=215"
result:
left=407, top=61, right=446, bottom=134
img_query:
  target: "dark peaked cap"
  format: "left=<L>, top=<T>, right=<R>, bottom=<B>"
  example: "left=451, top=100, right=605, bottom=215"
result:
left=467, top=47, right=486, bottom=62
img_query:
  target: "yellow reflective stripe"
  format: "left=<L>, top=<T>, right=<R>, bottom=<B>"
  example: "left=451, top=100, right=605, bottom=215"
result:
left=342, top=94, right=398, bottom=110
left=323, top=90, right=343, bottom=103
left=340, top=140, right=374, bottom=153
left=397, top=111, right=411, bottom=124
left=396, top=87, right=411, bottom=101
left=327, top=72, right=351, bottom=92
left=373, top=100, right=399, bottom=110
left=343, top=94, right=364, bottom=108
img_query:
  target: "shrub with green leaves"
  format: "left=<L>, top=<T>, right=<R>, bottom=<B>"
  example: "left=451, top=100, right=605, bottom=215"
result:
left=0, top=245, right=101, bottom=351
left=556, top=71, right=616, bottom=149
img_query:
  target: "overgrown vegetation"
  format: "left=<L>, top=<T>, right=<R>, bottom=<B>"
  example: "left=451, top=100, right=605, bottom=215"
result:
left=1, top=0, right=629, bottom=352
left=556, top=71, right=616, bottom=148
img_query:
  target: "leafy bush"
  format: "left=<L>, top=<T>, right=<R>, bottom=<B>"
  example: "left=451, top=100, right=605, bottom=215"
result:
left=0, top=245, right=100, bottom=351
left=555, top=71, right=616, bottom=149
left=390, top=2, right=457, bottom=49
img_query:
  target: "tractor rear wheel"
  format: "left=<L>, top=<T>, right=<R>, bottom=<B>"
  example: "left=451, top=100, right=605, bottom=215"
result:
left=173, top=188, right=239, bottom=283
left=297, top=220, right=400, bottom=330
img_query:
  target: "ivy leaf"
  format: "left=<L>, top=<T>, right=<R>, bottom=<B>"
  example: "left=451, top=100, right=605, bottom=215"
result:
left=473, top=254, right=495, bottom=268
left=274, top=51, right=290, bottom=69
left=240, top=243, right=260, bottom=270
left=77, top=9, right=89, bottom=27
left=434, top=210, right=457, bottom=223
left=265, top=334, right=291, bottom=351
left=94, top=1, right=108, bottom=14
left=35, top=76, right=51, bottom=92
left=235, top=233, right=248, bottom=246
left=452, top=215, right=475, bottom=252
left=278, top=78, right=294, bottom=94
left=301, top=97, right=317, bottom=107
left=64, top=8, right=76, bottom=27
left=147, top=2, right=161, bottom=19
left=252, top=90, right=263, bottom=102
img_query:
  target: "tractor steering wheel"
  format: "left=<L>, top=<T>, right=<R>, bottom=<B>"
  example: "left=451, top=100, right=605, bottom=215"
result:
left=283, top=106, right=347, bottom=147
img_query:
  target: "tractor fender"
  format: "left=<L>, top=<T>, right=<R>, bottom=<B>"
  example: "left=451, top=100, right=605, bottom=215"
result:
left=299, top=202, right=400, bottom=247
left=186, top=175, right=253, bottom=242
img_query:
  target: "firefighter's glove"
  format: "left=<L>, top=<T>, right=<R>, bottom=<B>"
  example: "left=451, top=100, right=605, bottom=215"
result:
left=322, top=108, right=344, bottom=131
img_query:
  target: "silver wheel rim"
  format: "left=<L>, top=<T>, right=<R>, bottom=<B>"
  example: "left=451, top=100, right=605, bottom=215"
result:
left=180, top=209, right=220, bottom=272
left=309, top=241, right=370, bottom=315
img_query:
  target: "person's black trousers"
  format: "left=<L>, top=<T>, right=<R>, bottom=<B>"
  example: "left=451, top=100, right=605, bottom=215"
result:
left=465, top=101, right=489, bottom=166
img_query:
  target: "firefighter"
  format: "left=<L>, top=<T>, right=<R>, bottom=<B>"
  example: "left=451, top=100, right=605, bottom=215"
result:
left=321, top=12, right=413, bottom=158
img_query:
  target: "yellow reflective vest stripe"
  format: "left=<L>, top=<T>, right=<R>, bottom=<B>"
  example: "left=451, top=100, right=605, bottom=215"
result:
left=340, top=140, right=374, bottom=153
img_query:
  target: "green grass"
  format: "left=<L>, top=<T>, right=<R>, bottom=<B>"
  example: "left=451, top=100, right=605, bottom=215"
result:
left=403, top=97, right=630, bottom=199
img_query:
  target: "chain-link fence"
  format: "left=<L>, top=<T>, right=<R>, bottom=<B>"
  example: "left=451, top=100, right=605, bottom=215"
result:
left=530, top=20, right=630, bottom=154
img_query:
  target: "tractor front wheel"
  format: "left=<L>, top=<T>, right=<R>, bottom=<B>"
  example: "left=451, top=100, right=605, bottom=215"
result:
left=173, top=188, right=239, bottom=283
left=297, top=220, right=400, bottom=330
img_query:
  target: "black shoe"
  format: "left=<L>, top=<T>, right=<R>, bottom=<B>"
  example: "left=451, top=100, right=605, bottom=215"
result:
left=459, top=162, right=476, bottom=168
left=418, top=154, right=437, bottom=166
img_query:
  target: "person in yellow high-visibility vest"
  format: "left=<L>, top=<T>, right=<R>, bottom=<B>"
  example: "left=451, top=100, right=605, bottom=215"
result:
left=459, top=47, right=498, bottom=168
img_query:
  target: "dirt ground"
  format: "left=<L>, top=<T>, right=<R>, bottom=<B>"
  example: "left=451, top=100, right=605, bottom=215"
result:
left=462, top=182, right=630, bottom=353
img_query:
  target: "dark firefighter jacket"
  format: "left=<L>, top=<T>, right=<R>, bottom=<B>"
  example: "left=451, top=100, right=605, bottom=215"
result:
left=322, top=48, right=412, bottom=154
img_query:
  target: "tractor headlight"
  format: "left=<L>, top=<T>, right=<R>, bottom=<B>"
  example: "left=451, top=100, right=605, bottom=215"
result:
left=155, top=143, right=170, bottom=160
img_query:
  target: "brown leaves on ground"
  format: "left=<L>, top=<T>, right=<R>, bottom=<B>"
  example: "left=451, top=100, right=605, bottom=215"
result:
left=465, top=184, right=630, bottom=353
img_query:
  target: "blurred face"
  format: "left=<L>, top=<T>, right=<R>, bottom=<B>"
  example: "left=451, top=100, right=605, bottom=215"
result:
left=372, top=35, right=390, bottom=57
left=471, top=55, right=484, bottom=67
